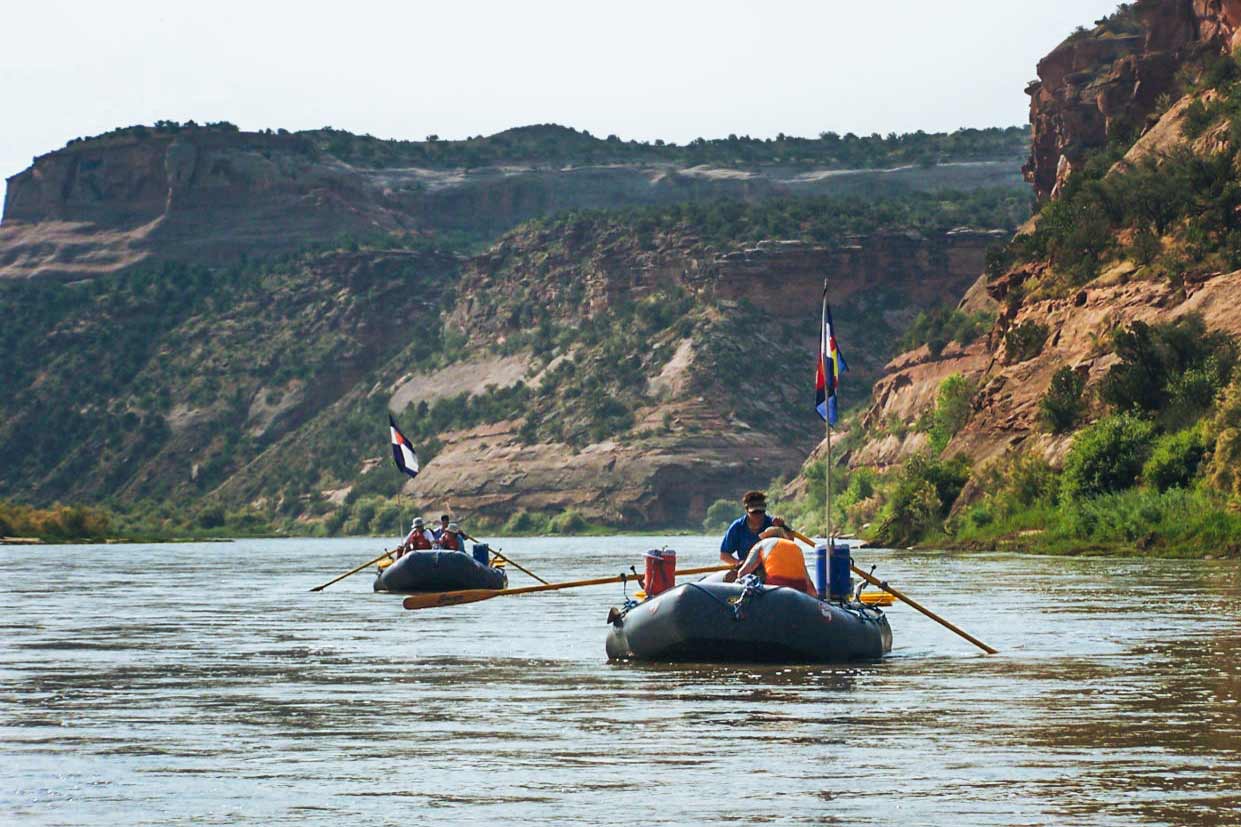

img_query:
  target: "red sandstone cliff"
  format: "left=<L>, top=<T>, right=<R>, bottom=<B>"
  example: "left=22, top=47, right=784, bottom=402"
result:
left=852, top=0, right=1241, bottom=480
left=1024, top=0, right=1241, bottom=201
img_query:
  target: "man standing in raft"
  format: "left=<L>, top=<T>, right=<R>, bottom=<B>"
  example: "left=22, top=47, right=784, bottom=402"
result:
left=736, top=526, right=817, bottom=596
left=719, top=490, right=786, bottom=568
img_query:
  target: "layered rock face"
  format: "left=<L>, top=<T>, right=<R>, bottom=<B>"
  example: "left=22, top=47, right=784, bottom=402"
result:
left=854, top=270, right=1241, bottom=471
left=1, top=125, right=1025, bottom=282
left=1024, top=0, right=1241, bottom=201
left=397, top=230, right=1000, bottom=524
left=1, top=130, right=411, bottom=280
left=851, top=0, right=1241, bottom=478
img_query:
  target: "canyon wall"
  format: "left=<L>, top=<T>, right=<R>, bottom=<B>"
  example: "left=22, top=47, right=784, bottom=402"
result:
left=2, top=125, right=1023, bottom=282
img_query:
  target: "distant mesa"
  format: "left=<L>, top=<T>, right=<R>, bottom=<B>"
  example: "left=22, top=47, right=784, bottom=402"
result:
left=0, top=120, right=1028, bottom=281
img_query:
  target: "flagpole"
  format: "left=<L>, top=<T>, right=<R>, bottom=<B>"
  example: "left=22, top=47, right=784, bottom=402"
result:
left=822, top=278, right=832, bottom=549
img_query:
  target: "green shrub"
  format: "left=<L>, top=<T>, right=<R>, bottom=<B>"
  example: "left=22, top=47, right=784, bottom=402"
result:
left=929, top=373, right=976, bottom=453
left=1100, top=316, right=1236, bottom=418
left=872, top=453, right=970, bottom=547
left=1003, top=321, right=1049, bottom=365
left=0, top=500, right=113, bottom=540
left=197, top=506, right=226, bottom=529
left=873, top=478, right=940, bottom=547
left=1040, top=366, right=1087, bottom=434
left=370, top=501, right=402, bottom=535
left=1062, top=413, right=1157, bottom=500
left=503, top=510, right=550, bottom=534
left=898, top=307, right=994, bottom=357
left=703, top=498, right=736, bottom=533
left=1182, top=99, right=1221, bottom=139
left=1143, top=427, right=1208, bottom=491
left=1207, top=376, right=1241, bottom=503
left=549, top=509, right=588, bottom=535
left=973, top=451, right=1059, bottom=517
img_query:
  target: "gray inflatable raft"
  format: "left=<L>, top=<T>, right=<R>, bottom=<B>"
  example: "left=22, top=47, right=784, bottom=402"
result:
left=374, top=550, right=508, bottom=594
left=606, top=580, right=891, bottom=663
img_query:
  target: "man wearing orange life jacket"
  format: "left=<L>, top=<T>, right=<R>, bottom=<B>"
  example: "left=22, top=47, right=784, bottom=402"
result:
left=736, top=526, right=817, bottom=597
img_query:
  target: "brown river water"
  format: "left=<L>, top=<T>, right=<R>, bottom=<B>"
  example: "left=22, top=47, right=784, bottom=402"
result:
left=2, top=536, right=1239, bottom=825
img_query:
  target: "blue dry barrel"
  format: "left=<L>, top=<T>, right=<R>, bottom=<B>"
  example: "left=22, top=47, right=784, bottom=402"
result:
left=472, top=544, right=490, bottom=566
left=829, top=543, right=852, bottom=601
left=814, top=545, right=828, bottom=600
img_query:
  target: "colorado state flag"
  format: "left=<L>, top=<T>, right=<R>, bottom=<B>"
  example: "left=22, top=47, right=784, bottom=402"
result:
left=815, top=304, right=847, bottom=425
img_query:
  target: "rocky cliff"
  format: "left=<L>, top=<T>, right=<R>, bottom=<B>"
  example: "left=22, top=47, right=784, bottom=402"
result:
left=1024, top=0, right=1241, bottom=201
left=0, top=212, right=1006, bottom=526
left=851, top=0, right=1241, bottom=479
left=395, top=227, right=1001, bottom=524
left=203, top=221, right=1002, bottom=527
left=1, top=122, right=1026, bottom=282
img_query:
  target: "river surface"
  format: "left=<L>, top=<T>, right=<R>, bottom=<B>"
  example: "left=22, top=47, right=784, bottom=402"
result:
left=2, top=537, right=1239, bottom=826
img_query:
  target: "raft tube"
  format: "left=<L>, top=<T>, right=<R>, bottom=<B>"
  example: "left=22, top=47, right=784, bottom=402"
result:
left=606, top=580, right=891, bottom=663
left=374, top=551, right=508, bottom=594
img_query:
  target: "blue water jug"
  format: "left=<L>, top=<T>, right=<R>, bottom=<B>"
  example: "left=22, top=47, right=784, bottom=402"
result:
left=814, top=545, right=828, bottom=600
left=472, top=543, right=490, bottom=566
left=829, top=543, right=852, bottom=601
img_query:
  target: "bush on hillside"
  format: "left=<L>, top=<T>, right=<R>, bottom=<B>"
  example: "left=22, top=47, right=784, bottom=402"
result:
left=549, top=509, right=589, bottom=535
left=981, top=451, right=1059, bottom=515
left=928, top=373, right=977, bottom=454
left=1142, top=426, right=1208, bottom=491
left=1061, top=413, right=1157, bottom=500
left=1008, top=136, right=1241, bottom=292
left=1040, top=366, right=1088, bottom=434
left=1003, top=321, right=1049, bottom=365
left=1206, top=375, right=1241, bottom=503
left=1100, top=316, right=1236, bottom=419
left=872, top=452, right=970, bottom=547
left=898, top=306, right=994, bottom=357
left=503, top=510, right=550, bottom=535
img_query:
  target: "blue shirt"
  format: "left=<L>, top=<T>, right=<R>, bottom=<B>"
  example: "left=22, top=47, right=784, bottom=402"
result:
left=720, top=514, right=774, bottom=562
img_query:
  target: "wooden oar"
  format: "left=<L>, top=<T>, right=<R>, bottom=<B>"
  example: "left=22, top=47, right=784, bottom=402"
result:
left=463, top=533, right=547, bottom=585
left=787, top=528, right=997, bottom=655
left=403, top=564, right=732, bottom=611
left=309, top=547, right=401, bottom=592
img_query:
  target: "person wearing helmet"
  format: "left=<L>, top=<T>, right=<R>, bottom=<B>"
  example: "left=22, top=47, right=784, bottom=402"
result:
left=398, top=516, right=436, bottom=557
left=438, top=521, right=466, bottom=552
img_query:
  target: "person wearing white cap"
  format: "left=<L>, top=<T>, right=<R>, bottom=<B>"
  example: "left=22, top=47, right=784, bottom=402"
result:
left=437, top=520, right=465, bottom=552
left=397, top=516, right=436, bottom=557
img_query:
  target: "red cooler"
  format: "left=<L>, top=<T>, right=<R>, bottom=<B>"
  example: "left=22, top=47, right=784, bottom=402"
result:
left=643, top=549, right=677, bottom=597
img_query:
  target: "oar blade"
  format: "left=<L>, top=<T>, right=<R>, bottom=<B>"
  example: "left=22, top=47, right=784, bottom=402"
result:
left=402, top=589, right=500, bottom=611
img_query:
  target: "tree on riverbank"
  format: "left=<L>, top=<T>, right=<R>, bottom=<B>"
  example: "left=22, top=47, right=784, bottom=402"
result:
left=0, top=501, right=111, bottom=542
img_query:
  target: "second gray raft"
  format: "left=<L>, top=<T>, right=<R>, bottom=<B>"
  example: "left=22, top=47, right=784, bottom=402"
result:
left=374, top=551, right=508, bottom=594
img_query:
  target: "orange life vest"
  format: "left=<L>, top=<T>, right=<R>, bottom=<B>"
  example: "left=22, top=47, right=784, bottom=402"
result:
left=759, top=539, right=809, bottom=581
left=410, top=531, right=433, bottom=550
left=440, top=531, right=461, bottom=551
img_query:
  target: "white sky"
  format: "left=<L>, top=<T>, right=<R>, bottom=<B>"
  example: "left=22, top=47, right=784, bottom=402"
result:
left=1, top=0, right=1122, bottom=210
